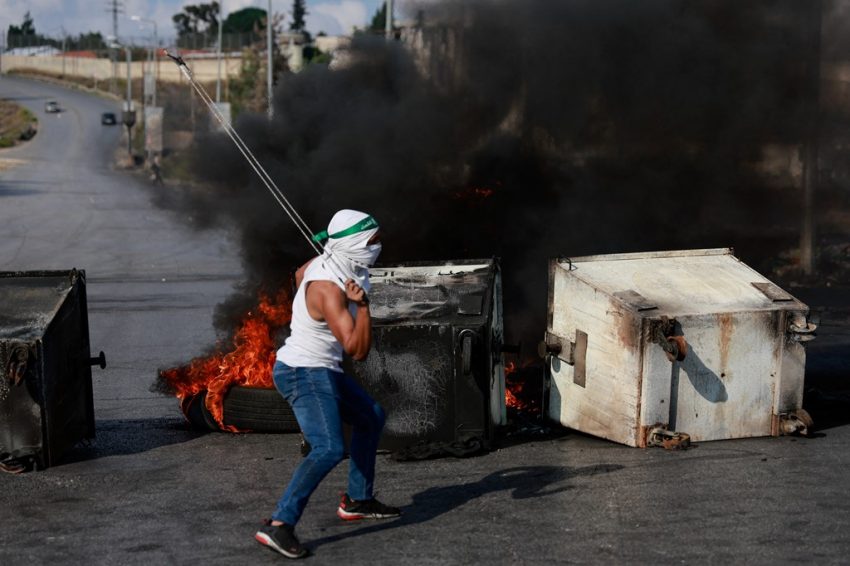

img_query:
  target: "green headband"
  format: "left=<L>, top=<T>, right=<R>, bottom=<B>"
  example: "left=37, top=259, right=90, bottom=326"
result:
left=312, top=215, right=379, bottom=243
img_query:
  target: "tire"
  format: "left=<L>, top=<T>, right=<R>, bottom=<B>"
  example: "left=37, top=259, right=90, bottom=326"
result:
left=222, top=386, right=300, bottom=433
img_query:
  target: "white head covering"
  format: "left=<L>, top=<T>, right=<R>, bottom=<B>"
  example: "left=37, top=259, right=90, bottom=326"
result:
left=317, top=209, right=381, bottom=292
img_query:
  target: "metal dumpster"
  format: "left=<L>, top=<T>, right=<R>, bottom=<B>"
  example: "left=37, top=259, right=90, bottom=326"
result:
left=348, top=258, right=507, bottom=451
left=542, top=249, right=814, bottom=447
left=0, top=270, right=103, bottom=469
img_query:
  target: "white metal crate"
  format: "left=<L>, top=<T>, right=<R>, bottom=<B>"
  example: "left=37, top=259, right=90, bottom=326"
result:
left=544, top=248, right=814, bottom=447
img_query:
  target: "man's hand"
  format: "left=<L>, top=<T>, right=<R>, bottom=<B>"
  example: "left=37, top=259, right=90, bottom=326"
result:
left=345, top=279, right=369, bottom=306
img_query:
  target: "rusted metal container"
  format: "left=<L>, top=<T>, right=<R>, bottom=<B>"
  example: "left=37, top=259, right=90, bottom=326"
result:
left=349, top=258, right=507, bottom=452
left=0, top=270, right=104, bottom=469
left=543, top=249, right=814, bottom=447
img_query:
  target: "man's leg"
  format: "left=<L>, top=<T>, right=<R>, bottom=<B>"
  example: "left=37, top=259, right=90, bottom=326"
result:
left=272, top=365, right=346, bottom=525
left=333, top=371, right=385, bottom=500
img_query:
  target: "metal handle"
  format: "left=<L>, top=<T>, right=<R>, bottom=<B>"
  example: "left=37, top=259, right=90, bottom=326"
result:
left=89, top=351, right=107, bottom=369
left=458, top=330, right=477, bottom=375
left=651, top=317, right=687, bottom=362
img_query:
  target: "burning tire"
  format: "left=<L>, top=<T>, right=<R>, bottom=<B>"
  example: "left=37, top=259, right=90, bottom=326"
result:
left=182, top=386, right=299, bottom=433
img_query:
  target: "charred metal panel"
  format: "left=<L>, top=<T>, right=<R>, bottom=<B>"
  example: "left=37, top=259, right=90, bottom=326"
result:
left=546, top=249, right=812, bottom=447
left=348, top=259, right=504, bottom=450
left=0, top=270, right=96, bottom=468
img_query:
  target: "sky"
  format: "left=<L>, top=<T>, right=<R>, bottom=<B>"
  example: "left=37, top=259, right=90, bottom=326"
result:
left=0, top=0, right=391, bottom=43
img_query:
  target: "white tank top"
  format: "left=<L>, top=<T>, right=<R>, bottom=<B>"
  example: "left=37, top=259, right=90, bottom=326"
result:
left=276, top=259, right=358, bottom=371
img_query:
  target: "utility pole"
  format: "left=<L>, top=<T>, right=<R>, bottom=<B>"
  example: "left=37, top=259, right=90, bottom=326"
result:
left=105, top=0, right=124, bottom=94
left=217, top=0, right=224, bottom=103
left=800, top=0, right=822, bottom=277
left=110, top=38, right=136, bottom=158
left=385, top=0, right=394, bottom=39
left=125, top=46, right=135, bottom=155
left=267, top=0, right=273, bottom=119
left=131, top=16, right=157, bottom=106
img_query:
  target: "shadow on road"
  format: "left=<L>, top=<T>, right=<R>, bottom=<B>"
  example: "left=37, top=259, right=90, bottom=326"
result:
left=306, top=463, right=624, bottom=550
left=804, top=350, right=850, bottom=432
left=61, top=417, right=206, bottom=464
left=0, top=181, right=47, bottom=198
left=800, top=299, right=850, bottom=433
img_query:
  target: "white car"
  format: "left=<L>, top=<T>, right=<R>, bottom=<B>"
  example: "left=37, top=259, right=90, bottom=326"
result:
left=44, top=101, right=61, bottom=113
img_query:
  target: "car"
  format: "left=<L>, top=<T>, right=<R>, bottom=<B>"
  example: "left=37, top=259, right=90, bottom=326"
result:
left=44, top=101, right=60, bottom=113
left=101, top=112, right=117, bottom=125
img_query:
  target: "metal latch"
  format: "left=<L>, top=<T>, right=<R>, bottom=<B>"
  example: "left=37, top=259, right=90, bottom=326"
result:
left=538, top=330, right=588, bottom=387
left=777, top=409, right=813, bottom=436
left=646, top=424, right=691, bottom=450
left=787, top=313, right=817, bottom=343
left=650, top=317, right=687, bottom=362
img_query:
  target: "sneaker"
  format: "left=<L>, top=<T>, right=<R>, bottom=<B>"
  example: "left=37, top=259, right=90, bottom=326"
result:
left=254, top=520, right=307, bottom=559
left=337, top=493, right=401, bottom=520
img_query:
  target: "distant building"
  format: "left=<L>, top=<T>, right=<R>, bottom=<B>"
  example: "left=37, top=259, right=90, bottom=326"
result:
left=315, top=35, right=350, bottom=54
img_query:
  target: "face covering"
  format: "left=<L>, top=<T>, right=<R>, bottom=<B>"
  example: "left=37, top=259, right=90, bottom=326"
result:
left=314, top=210, right=381, bottom=292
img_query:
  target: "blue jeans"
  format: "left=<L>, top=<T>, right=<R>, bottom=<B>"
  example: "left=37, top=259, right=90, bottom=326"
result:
left=271, top=361, right=386, bottom=525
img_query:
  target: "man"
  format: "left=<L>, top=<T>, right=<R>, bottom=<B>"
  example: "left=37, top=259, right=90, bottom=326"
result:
left=255, top=209, right=400, bottom=559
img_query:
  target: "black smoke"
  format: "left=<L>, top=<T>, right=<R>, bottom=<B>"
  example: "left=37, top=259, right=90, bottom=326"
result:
left=176, top=0, right=832, bottom=347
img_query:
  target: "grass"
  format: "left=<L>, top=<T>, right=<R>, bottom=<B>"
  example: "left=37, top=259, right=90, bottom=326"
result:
left=0, top=100, right=37, bottom=148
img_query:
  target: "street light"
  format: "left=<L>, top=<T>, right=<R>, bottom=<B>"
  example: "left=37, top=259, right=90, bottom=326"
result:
left=130, top=15, right=158, bottom=106
left=107, top=37, right=136, bottom=156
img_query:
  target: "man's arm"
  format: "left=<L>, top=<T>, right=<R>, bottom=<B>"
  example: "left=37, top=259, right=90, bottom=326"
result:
left=308, top=280, right=372, bottom=361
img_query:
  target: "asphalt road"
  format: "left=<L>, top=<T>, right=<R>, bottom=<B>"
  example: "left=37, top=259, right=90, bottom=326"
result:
left=1, top=75, right=850, bottom=565
left=0, top=75, right=241, bottom=420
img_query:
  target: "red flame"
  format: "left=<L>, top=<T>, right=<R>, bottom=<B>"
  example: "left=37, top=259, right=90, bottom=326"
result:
left=504, top=361, right=527, bottom=410
left=452, top=186, right=495, bottom=201
left=160, top=289, right=292, bottom=432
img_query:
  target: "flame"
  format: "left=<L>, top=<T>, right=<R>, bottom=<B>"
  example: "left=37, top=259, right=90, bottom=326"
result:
left=160, top=289, right=292, bottom=432
left=504, top=361, right=527, bottom=410
left=452, top=185, right=495, bottom=201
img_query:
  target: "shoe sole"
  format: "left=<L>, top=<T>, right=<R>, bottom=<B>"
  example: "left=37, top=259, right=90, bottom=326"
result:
left=337, top=508, right=401, bottom=521
left=254, top=531, right=307, bottom=559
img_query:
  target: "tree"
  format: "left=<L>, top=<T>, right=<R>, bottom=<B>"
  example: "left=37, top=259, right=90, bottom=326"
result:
left=172, top=2, right=220, bottom=38
left=223, top=7, right=266, bottom=33
left=303, top=45, right=332, bottom=66
left=290, top=0, right=307, bottom=32
left=7, top=11, right=36, bottom=39
left=67, top=32, right=107, bottom=51
left=369, top=2, right=387, bottom=33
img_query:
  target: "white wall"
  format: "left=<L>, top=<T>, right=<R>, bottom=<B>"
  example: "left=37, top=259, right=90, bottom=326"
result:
left=0, top=54, right=242, bottom=84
